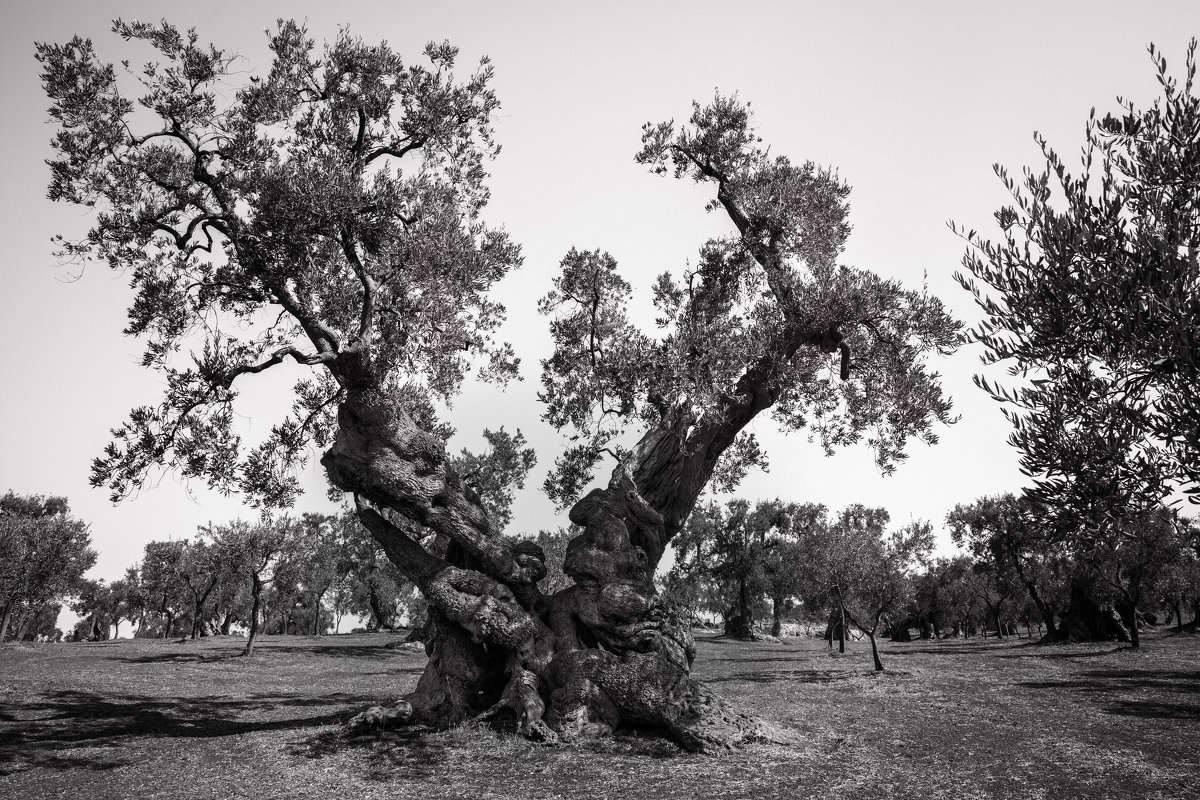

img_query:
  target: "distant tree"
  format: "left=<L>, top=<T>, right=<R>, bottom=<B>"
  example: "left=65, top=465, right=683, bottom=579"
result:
left=947, top=495, right=1068, bottom=639
left=0, top=493, right=96, bottom=642
left=806, top=505, right=891, bottom=653
left=1091, top=507, right=1194, bottom=647
left=913, top=556, right=979, bottom=639
left=178, top=536, right=238, bottom=639
left=274, top=513, right=344, bottom=636
left=72, top=579, right=121, bottom=640
left=335, top=511, right=410, bottom=631
left=841, top=520, right=933, bottom=670
left=138, top=541, right=190, bottom=638
left=118, top=565, right=151, bottom=636
left=1151, top=518, right=1200, bottom=632
left=760, top=503, right=828, bottom=637
left=671, top=499, right=801, bottom=639
left=212, top=519, right=290, bottom=656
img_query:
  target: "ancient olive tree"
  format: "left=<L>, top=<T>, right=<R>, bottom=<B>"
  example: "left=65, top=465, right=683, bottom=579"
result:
left=40, top=21, right=957, bottom=750
left=955, top=43, right=1200, bottom=647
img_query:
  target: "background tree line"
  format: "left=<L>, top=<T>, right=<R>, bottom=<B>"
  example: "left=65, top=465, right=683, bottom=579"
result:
left=663, top=492, right=1200, bottom=669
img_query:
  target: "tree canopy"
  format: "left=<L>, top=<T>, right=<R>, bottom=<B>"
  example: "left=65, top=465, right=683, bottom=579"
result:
left=38, top=20, right=520, bottom=509
left=956, top=41, right=1200, bottom=524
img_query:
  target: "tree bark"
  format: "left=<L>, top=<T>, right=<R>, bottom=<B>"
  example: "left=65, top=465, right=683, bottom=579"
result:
left=313, top=588, right=328, bottom=636
left=0, top=604, right=12, bottom=644
left=723, top=575, right=755, bottom=640
left=243, top=574, right=263, bottom=657
left=1022, top=579, right=1058, bottom=639
left=771, top=596, right=784, bottom=638
left=838, top=601, right=847, bottom=653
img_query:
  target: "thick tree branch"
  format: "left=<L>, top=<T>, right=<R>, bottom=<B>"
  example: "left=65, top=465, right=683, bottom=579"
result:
left=218, top=346, right=338, bottom=389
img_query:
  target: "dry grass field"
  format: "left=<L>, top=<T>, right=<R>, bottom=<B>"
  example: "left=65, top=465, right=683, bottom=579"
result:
left=2, top=629, right=1197, bottom=800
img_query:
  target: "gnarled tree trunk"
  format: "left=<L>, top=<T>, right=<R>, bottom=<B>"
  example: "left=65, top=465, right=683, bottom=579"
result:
left=322, top=380, right=777, bottom=752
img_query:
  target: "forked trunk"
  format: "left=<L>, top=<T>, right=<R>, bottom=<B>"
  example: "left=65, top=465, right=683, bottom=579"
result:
left=324, top=381, right=776, bottom=752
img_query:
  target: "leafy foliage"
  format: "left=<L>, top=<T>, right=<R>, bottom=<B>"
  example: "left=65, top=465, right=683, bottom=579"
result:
left=0, top=492, right=96, bottom=641
left=956, top=41, right=1200, bottom=524
left=540, top=95, right=960, bottom=506
left=37, top=20, right=520, bottom=508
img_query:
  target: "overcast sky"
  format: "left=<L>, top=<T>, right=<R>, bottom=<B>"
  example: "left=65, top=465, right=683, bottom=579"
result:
left=3, top=1, right=1198, bottom=586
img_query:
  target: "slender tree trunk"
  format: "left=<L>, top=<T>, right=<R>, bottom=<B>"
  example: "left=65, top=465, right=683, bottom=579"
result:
left=15, top=607, right=36, bottom=641
left=771, top=595, right=784, bottom=638
left=1176, top=601, right=1184, bottom=634
left=313, top=588, right=328, bottom=636
left=368, top=586, right=389, bottom=631
left=1023, top=580, right=1058, bottom=638
left=243, top=574, right=263, bottom=657
left=0, top=604, right=13, bottom=643
left=723, top=575, right=755, bottom=639
left=868, top=630, right=883, bottom=672
left=838, top=600, right=846, bottom=654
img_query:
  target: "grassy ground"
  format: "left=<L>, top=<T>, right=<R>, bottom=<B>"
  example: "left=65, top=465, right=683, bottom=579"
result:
left=1, top=629, right=1197, bottom=800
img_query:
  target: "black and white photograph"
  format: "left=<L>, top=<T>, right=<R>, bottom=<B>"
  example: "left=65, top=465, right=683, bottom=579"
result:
left=1, top=2, right=1198, bottom=798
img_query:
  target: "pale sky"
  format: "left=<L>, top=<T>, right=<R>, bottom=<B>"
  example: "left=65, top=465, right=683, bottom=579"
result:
left=3, top=1, right=1198, bottom=586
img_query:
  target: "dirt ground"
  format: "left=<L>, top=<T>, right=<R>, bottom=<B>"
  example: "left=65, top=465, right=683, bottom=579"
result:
left=1, top=629, right=1197, bottom=800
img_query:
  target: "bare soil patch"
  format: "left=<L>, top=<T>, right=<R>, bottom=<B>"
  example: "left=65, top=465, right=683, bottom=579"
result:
left=1, top=630, right=1197, bottom=799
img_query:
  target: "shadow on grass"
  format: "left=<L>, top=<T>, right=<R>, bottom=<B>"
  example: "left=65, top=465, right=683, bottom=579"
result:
left=1104, top=700, right=1200, bottom=719
left=114, top=643, right=410, bottom=664
left=1015, top=668, right=1199, bottom=718
left=289, top=725, right=455, bottom=780
left=0, top=689, right=375, bottom=776
left=706, top=668, right=852, bottom=685
left=888, top=642, right=1034, bottom=657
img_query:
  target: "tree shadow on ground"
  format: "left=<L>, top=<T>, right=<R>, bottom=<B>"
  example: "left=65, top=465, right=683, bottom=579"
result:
left=289, top=725, right=452, bottom=780
left=0, top=689, right=374, bottom=776
left=1016, top=668, right=1199, bottom=719
left=705, top=668, right=853, bottom=685
left=1000, top=645, right=1128, bottom=660
left=888, top=642, right=1033, bottom=657
left=113, top=651, right=244, bottom=664
left=113, top=643, right=412, bottom=664
left=289, top=717, right=688, bottom=781
left=1104, top=700, right=1200, bottom=719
